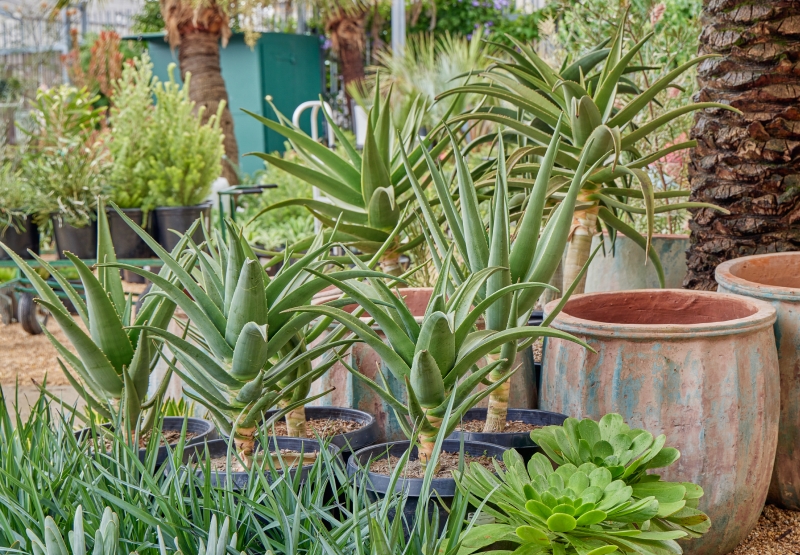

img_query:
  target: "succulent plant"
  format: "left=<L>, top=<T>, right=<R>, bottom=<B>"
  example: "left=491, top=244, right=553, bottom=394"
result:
left=109, top=206, right=395, bottom=459
left=403, top=120, right=601, bottom=432
left=0, top=199, right=180, bottom=433
left=531, top=414, right=710, bottom=537
left=289, top=249, right=588, bottom=469
left=455, top=449, right=702, bottom=555
left=244, top=88, right=450, bottom=273
left=438, top=12, right=732, bottom=293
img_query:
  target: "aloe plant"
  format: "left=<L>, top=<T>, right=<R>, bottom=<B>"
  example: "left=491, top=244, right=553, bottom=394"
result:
left=403, top=120, right=600, bottom=432
left=287, top=248, right=589, bottom=469
left=455, top=449, right=705, bottom=555
left=0, top=199, right=180, bottom=433
left=438, top=12, right=732, bottom=293
left=244, top=88, right=451, bottom=274
left=108, top=206, right=397, bottom=460
left=531, top=414, right=710, bottom=538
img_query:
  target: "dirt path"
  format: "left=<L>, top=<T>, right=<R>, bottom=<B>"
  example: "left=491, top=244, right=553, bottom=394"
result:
left=1, top=320, right=72, bottom=386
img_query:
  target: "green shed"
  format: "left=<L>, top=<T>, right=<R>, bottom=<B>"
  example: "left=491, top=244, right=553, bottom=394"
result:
left=129, top=32, right=323, bottom=176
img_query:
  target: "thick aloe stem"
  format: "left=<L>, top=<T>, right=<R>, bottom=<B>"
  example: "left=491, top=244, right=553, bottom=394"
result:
left=563, top=200, right=599, bottom=295
left=284, top=405, right=307, bottom=437
left=483, top=373, right=511, bottom=433
left=234, top=426, right=257, bottom=468
left=418, top=414, right=443, bottom=472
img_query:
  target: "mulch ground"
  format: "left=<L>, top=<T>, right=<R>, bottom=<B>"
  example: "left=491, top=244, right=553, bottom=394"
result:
left=733, top=505, right=800, bottom=554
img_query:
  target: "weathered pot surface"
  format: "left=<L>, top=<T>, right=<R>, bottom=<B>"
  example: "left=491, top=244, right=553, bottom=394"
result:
left=717, top=253, right=800, bottom=510
left=541, top=289, right=779, bottom=555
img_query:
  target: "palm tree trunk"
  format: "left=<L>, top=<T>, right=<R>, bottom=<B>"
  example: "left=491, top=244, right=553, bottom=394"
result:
left=686, top=0, right=800, bottom=290
left=177, top=28, right=239, bottom=185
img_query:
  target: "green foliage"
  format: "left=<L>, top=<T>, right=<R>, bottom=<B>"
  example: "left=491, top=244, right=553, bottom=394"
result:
left=456, top=450, right=691, bottom=555
left=0, top=145, right=35, bottom=230
left=132, top=0, right=165, bottom=33
left=531, top=414, right=711, bottom=537
left=113, top=59, right=224, bottom=210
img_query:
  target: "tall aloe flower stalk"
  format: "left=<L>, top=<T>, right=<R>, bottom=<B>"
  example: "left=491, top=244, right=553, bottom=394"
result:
left=288, top=251, right=588, bottom=470
left=0, top=199, right=179, bottom=433
left=244, top=88, right=451, bottom=274
left=402, top=120, right=601, bottom=432
left=438, top=12, right=732, bottom=293
left=108, top=206, right=394, bottom=459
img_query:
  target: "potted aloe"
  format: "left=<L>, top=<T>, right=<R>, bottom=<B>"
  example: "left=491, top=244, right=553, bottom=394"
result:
left=0, top=148, right=39, bottom=260
left=111, top=210, right=390, bottom=481
left=296, top=248, right=587, bottom=522
left=23, top=86, right=108, bottom=259
left=0, top=199, right=215, bottom=462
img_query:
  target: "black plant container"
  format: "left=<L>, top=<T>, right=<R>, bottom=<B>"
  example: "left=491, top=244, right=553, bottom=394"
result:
left=182, top=437, right=340, bottom=490
left=154, top=203, right=210, bottom=252
left=107, top=207, right=155, bottom=282
left=0, top=218, right=39, bottom=259
left=347, top=440, right=506, bottom=534
left=75, top=417, right=216, bottom=466
left=448, top=408, right=567, bottom=463
left=51, top=215, right=97, bottom=259
left=256, top=406, right=378, bottom=456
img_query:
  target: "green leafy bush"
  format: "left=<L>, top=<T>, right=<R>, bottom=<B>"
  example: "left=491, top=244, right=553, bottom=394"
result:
left=0, top=146, right=35, bottom=232
left=108, top=56, right=224, bottom=211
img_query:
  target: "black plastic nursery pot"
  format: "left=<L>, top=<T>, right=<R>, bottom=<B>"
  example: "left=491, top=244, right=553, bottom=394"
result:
left=0, top=218, right=39, bottom=259
left=154, top=203, right=211, bottom=252
left=182, top=437, right=341, bottom=490
left=75, top=417, right=216, bottom=466
left=258, top=406, right=378, bottom=456
left=51, top=215, right=97, bottom=259
left=448, top=408, right=567, bottom=463
left=347, top=439, right=506, bottom=533
left=107, top=207, right=155, bottom=283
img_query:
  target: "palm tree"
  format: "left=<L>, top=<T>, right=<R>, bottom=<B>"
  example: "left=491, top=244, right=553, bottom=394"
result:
left=160, top=0, right=239, bottom=184
left=322, top=0, right=371, bottom=99
left=686, top=0, right=800, bottom=290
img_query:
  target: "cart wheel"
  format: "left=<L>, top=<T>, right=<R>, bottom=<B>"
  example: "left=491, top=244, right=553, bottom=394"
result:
left=18, top=293, right=49, bottom=335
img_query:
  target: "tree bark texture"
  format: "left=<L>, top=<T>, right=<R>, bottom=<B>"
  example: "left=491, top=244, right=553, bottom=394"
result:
left=686, top=0, right=800, bottom=290
left=178, top=29, right=239, bottom=185
left=326, top=13, right=367, bottom=97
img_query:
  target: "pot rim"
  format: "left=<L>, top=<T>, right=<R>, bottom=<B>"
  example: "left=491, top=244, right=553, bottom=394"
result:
left=153, top=202, right=212, bottom=212
left=716, top=253, right=800, bottom=302
left=543, top=289, right=776, bottom=339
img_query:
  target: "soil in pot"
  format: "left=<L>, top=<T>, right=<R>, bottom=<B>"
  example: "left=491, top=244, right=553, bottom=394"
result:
left=0, top=219, right=39, bottom=259
left=449, top=408, right=568, bottom=462
left=370, top=450, right=503, bottom=479
left=270, top=418, right=362, bottom=439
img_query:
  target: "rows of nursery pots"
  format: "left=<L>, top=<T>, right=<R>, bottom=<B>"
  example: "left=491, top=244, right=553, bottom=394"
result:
left=0, top=204, right=212, bottom=262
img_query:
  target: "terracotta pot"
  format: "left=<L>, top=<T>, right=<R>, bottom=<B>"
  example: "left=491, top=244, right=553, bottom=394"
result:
left=541, top=289, right=779, bottom=555
left=309, top=287, right=539, bottom=442
left=717, top=253, right=800, bottom=510
left=585, top=233, right=689, bottom=292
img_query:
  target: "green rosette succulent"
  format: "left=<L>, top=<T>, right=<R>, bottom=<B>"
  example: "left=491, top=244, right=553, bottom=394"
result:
left=531, top=414, right=710, bottom=538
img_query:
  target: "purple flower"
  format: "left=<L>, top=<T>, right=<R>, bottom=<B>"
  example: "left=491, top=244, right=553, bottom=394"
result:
left=471, top=1, right=479, bottom=7
left=467, top=33, right=473, bottom=40
left=322, top=38, right=332, bottom=50
left=486, top=20, right=494, bottom=26
left=475, top=22, right=481, bottom=28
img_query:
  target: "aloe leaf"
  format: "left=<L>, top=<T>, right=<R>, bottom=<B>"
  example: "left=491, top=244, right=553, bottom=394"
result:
left=572, top=96, right=603, bottom=148
left=506, top=35, right=561, bottom=88
left=127, top=330, right=151, bottom=402
left=164, top=354, right=235, bottom=412
left=628, top=141, right=696, bottom=170
left=65, top=253, right=133, bottom=374
left=229, top=322, right=270, bottom=382
left=264, top=241, right=333, bottom=306
left=621, top=102, right=739, bottom=148
left=421, top=146, right=468, bottom=260
left=36, top=298, right=123, bottom=396
left=109, top=203, right=228, bottom=336
left=225, top=258, right=268, bottom=346
left=28, top=252, right=89, bottom=327
left=303, top=269, right=416, bottom=365
left=509, top=116, right=563, bottom=283
left=597, top=207, right=665, bottom=288
left=366, top=187, right=400, bottom=230
left=437, top=355, right=506, bottom=410
left=286, top=305, right=411, bottom=380
left=306, top=207, right=392, bottom=242
left=338, top=357, right=409, bottom=416
left=319, top=98, right=362, bottom=167
left=416, top=311, right=456, bottom=376
left=562, top=48, right=611, bottom=82
left=247, top=198, right=369, bottom=229
left=594, top=32, right=653, bottom=121
left=96, top=199, right=126, bottom=318
left=486, top=133, right=511, bottom=332
left=52, top=358, right=110, bottom=420
left=41, top=326, right=108, bottom=403
left=450, top=267, right=503, bottom=331
left=244, top=109, right=361, bottom=190
left=405, top=376, right=437, bottom=434
left=223, top=222, right=245, bottom=318
left=361, top=115, right=393, bottom=207
left=542, top=243, right=603, bottom=328
left=122, top=366, right=142, bottom=428
left=0, top=243, right=68, bottom=315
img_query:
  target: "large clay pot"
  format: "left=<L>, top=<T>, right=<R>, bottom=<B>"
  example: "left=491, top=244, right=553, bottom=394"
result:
left=716, top=253, right=800, bottom=510
left=540, top=289, right=779, bottom=555
left=310, top=288, right=539, bottom=442
left=585, top=233, right=689, bottom=292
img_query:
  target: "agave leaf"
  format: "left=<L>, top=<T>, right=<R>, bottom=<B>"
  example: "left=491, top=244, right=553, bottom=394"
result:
left=36, top=299, right=123, bottom=396
left=65, top=253, right=133, bottom=374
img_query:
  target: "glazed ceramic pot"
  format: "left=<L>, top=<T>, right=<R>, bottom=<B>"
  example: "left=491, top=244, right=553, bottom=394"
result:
left=540, top=289, right=779, bottom=555
left=717, top=252, right=800, bottom=510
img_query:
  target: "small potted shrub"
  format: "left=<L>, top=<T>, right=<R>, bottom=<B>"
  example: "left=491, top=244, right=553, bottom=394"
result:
left=132, top=60, right=224, bottom=252
left=0, top=148, right=39, bottom=260
left=23, top=85, right=108, bottom=259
